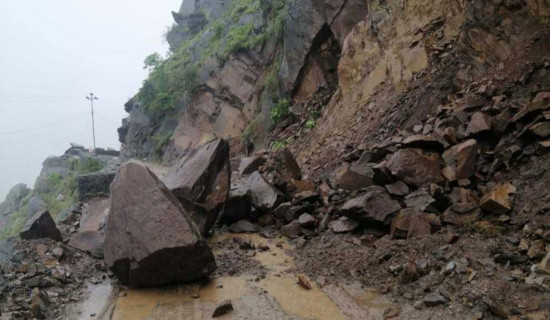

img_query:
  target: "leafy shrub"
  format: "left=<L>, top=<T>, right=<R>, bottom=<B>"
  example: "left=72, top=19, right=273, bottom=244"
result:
left=143, top=52, right=164, bottom=72
left=270, top=98, right=290, bottom=123
left=305, top=118, right=316, bottom=129
left=270, top=138, right=291, bottom=150
left=77, top=157, right=104, bottom=174
left=152, top=132, right=173, bottom=158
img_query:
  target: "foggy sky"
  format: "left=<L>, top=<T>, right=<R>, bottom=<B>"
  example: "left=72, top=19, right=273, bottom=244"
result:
left=0, top=0, right=182, bottom=200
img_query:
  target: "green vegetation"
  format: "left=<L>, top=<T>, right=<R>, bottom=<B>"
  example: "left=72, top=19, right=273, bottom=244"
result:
left=152, top=131, right=173, bottom=159
left=138, top=0, right=289, bottom=124
left=0, top=156, right=105, bottom=240
left=270, top=137, right=292, bottom=150
left=143, top=52, right=164, bottom=72
left=0, top=196, right=30, bottom=240
left=270, top=98, right=290, bottom=124
left=305, top=118, right=316, bottom=129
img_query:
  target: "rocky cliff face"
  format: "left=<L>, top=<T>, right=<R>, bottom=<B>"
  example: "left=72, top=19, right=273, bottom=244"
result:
left=118, top=0, right=369, bottom=161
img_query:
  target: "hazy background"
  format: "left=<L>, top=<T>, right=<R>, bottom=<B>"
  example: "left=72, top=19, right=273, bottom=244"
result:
left=0, top=0, right=181, bottom=200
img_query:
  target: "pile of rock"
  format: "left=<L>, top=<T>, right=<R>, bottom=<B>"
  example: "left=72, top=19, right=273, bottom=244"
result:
left=0, top=238, right=107, bottom=319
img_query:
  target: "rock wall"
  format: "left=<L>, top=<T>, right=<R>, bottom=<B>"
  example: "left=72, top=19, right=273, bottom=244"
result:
left=287, top=0, right=550, bottom=178
left=118, top=0, right=369, bottom=162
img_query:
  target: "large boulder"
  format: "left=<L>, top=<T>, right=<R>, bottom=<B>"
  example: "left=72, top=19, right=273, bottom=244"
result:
left=164, top=139, right=231, bottom=235
left=247, top=171, right=284, bottom=213
left=442, top=139, right=478, bottom=181
left=104, top=163, right=216, bottom=287
left=20, top=211, right=62, bottom=241
left=385, top=148, right=444, bottom=187
left=341, top=186, right=401, bottom=225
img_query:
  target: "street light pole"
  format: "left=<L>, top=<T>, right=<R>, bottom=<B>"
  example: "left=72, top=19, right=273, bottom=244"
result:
left=86, top=93, right=98, bottom=150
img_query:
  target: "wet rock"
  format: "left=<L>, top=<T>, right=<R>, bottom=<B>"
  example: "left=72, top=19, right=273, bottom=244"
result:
left=466, top=112, right=492, bottom=136
left=229, top=220, right=260, bottom=233
left=512, top=92, right=550, bottom=123
left=20, top=211, right=62, bottom=241
left=341, top=186, right=401, bottom=225
left=484, top=296, right=510, bottom=318
left=537, top=253, right=550, bottom=275
left=274, top=148, right=301, bottom=181
left=423, top=292, right=446, bottom=307
left=273, top=202, right=292, bottom=219
left=399, top=262, right=420, bottom=284
left=527, top=240, right=546, bottom=259
left=298, top=213, right=317, bottom=229
left=248, top=171, right=284, bottom=212
left=221, top=180, right=251, bottom=224
left=494, top=253, right=528, bottom=265
left=292, top=191, right=321, bottom=205
left=480, top=183, right=514, bottom=214
left=331, top=165, right=373, bottom=190
left=442, top=139, right=478, bottom=181
left=329, top=217, right=359, bottom=233
left=442, top=206, right=481, bottom=226
left=528, top=122, right=550, bottom=138
left=238, top=156, right=266, bottom=176
left=165, top=139, right=231, bottom=235
left=373, top=161, right=393, bottom=185
left=402, top=135, right=445, bottom=153
left=390, top=209, right=440, bottom=239
left=68, top=230, right=105, bottom=259
left=385, top=181, right=409, bottom=197
left=386, top=149, right=443, bottom=187
left=280, top=220, right=302, bottom=238
left=104, top=163, right=216, bottom=287
left=212, top=299, right=233, bottom=318
left=404, top=189, right=436, bottom=212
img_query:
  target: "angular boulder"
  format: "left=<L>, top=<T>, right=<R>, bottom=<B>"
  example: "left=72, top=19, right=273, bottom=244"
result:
left=273, top=148, right=301, bottom=181
left=104, top=163, right=216, bottom=287
left=341, top=186, right=401, bottom=225
left=442, top=139, right=478, bottom=181
left=164, top=139, right=231, bottom=234
left=330, top=165, right=373, bottom=191
left=480, top=183, right=514, bottom=214
left=466, top=112, right=492, bottom=136
left=402, top=135, right=445, bottom=153
left=248, top=171, right=284, bottom=213
left=390, top=209, right=440, bottom=239
left=385, top=148, right=443, bottom=187
left=20, top=211, right=62, bottom=241
left=220, top=180, right=252, bottom=224
left=238, top=156, right=266, bottom=176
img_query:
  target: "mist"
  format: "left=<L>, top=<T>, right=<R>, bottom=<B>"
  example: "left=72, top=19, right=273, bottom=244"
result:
left=0, top=0, right=181, bottom=199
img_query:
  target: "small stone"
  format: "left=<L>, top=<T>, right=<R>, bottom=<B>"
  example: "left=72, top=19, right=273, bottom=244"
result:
left=527, top=240, right=546, bottom=259
left=466, top=112, right=492, bottom=136
left=212, top=300, right=233, bottom=318
left=423, top=293, right=446, bottom=307
left=280, top=220, right=302, bottom=238
left=328, top=217, right=359, bottom=234
left=297, top=275, right=312, bottom=290
left=229, top=220, right=260, bottom=233
left=480, top=184, right=513, bottom=214
left=52, top=247, right=64, bottom=259
left=385, top=180, right=410, bottom=196
left=298, top=214, right=317, bottom=229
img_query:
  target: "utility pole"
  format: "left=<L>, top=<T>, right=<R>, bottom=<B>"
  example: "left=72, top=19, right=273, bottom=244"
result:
left=86, top=93, right=98, bottom=150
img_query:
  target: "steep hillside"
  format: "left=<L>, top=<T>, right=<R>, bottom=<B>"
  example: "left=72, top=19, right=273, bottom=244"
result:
left=118, top=0, right=369, bottom=161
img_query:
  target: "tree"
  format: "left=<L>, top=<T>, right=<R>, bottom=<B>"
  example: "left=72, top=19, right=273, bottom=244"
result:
left=143, top=53, right=163, bottom=72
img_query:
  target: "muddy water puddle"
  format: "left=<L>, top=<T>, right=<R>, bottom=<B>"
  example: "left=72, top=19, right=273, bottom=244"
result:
left=111, top=234, right=390, bottom=319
